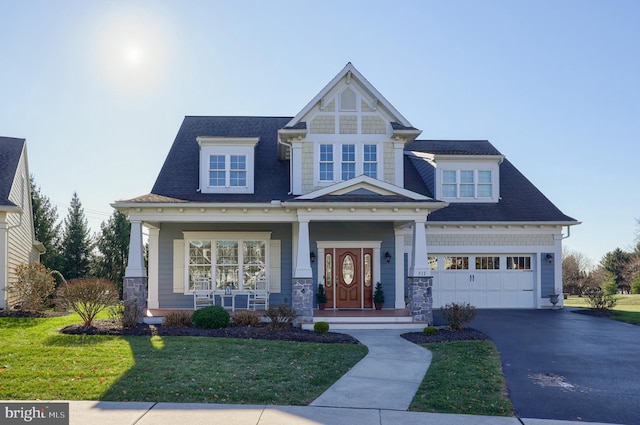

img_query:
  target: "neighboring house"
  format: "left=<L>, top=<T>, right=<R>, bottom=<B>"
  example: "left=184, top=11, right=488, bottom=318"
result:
left=114, top=63, right=579, bottom=324
left=0, top=137, right=45, bottom=309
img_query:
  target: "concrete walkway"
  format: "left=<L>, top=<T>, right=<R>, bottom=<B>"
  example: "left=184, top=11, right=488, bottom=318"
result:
left=311, top=329, right=431, bottom=410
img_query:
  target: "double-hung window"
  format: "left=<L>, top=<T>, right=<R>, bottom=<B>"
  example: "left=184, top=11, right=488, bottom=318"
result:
left=341, top=144, right=356, bottom=180
left=319, top=144, right=334, bottom=181
left=363, top=144, right=377, bottom=178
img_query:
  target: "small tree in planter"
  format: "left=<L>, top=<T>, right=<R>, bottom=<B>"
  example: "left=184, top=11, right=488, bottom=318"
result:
left=373, top=282, right=385, bottom=310
left=316, top=283, right=328, bottom=310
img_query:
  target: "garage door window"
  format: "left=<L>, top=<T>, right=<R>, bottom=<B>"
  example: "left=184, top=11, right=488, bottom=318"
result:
left=507, top=256, right=531, bottom=270
left=475, top=256, right=500, bottom=270
left=444, top=256, right=469, bottom=270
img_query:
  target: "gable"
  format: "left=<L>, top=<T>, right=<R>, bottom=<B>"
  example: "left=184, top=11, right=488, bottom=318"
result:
left=295, top=175, right=431, bottom=201
left=0, top=137, right=26, bottom=209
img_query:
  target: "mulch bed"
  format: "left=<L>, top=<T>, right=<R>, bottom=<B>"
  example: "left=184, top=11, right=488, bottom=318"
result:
left=571, top=308, right=616, bottom=318
left=59, top=319, right=361, bottom=344
left=401, top=328, right=490, bottom=344
left=2, top=309, right=490, bottom=345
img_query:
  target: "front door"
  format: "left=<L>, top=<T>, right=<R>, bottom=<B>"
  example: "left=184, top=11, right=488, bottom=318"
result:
left=323, top=248, right=373, bottom=309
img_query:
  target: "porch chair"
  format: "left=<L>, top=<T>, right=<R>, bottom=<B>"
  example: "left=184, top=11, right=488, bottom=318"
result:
left=193, top=277, right=214, bottom=309
left=247, top=277, right=269, bottom=311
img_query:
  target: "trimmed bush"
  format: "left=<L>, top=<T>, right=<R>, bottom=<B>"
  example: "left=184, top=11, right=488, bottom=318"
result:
left=266, top=304, right=297, bottom=329
left=314, top=321, right=330, bottom=334
left=56, top=278, right=119, bottom=326
left=192, top=306, right=230, bottom=329
left=10, top=263, right=56, bottom=310
left=631, top=274, right=640, bottom=295
left=232, top=310, right=262, bottom=327
left=107, top=301, right=139, bottom=328
left=440, top=302, right=477, bottom=331
left=164, top=310, right=194, bottom=327
left=423, top=326, right=438, bottom=336
left=583, top=287, right=617, bottom=311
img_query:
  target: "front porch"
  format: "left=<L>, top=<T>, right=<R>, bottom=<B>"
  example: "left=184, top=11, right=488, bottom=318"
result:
left=301, top=308, right=428, bottom=330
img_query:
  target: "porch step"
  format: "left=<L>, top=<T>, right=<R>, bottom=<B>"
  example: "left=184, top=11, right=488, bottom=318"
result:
left=301, top=320, right=428, bottom=330
left=302, top=310, right=428, bottom=330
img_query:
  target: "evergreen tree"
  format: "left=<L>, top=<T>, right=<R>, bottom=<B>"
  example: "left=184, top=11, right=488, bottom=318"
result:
left=59, top=192, right=93, bottom=280
left=92, top=209, right=130, bottom=291
left=29, top=176, right=62, bottom=272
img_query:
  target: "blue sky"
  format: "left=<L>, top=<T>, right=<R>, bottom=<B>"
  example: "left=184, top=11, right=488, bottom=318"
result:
left=1, top=0, right=638, bottom=266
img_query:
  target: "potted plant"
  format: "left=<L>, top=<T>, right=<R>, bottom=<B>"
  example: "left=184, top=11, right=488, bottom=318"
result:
left=316, top=283, right=327, bottom=310
left=373, top=282, right=385, bottom=310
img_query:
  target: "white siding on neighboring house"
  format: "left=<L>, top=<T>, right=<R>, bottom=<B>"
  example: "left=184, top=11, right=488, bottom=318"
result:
left=3, top=147, right=40, bottom=308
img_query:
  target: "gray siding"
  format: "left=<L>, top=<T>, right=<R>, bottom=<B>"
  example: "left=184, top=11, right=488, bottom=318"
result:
left=310, top=221, right=396, bottom=308
left=157, top=222, right=292, bottom=309
left=541, top=253, right=555, bottom=297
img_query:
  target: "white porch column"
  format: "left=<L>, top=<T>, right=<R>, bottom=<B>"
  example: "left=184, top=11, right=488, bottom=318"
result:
left=0, top=216, right=7, bottom=309
left=409, top=217, right=430, bottom=277
left=125, top=220, right=147, bottom=278
left=294, top=218, right=313, bottom=278
left=147, top=227, right=159, bottom=309
left=394, top=226, right=405, bottom=308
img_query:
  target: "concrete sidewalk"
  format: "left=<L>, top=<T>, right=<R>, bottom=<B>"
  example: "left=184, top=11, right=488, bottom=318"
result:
left=60, top=401, right=622, bottom=424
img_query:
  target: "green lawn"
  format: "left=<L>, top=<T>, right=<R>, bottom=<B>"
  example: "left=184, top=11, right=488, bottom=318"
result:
left=564, top=294, right=640, bottom=325
left=410, top=340, right=513, bottom=416
left=0, top=314, right=513, bottom=416
left=0, top=314, right=367, bottom=405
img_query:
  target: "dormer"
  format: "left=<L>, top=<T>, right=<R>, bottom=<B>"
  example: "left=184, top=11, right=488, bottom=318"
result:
left=413, top=151, right=504, bottom=203
left=197, top=136, right=259, bottom=194
left=279, top=63, right=421, bottom=195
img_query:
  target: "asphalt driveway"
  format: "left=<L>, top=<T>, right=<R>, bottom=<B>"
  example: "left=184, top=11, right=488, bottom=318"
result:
left=439, top=309, right=640, bottom=425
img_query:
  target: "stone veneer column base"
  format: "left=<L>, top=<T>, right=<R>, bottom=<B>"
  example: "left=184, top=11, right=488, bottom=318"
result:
left=123, top=277, right=148, bottom=323
left=292, top=278, right=313, bottom=324
left=407, top=276, right=433, bottom=325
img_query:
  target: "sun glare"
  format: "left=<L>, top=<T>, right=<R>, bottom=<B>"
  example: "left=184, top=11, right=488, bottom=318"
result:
left=91, top=9, right=173, bottom=93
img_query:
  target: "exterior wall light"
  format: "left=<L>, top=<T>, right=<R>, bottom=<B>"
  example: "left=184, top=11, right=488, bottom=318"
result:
left=310, top=252, right=316, bottom=263
left=546, top=253, right=554, bottom=264
left=385, top=252, right=392, bottom=263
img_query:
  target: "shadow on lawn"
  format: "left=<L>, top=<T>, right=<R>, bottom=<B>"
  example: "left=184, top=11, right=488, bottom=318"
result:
left=0, top=317, right=42, bottom=329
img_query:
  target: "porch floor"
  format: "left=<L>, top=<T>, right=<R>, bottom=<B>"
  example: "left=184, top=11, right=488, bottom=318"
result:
left=314, top=309, right=410, bottom=318
left=306, top=308, right=426, bottom=330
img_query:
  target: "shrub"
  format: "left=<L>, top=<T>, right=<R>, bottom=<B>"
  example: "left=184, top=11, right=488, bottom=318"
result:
left=583, top=287, right=617, bottom=311
left=314, top=321, right=330, bottom=334
left=232, top=310, right=262, bottom=327
left=601, top=277, right=618, bottom=296
left=107, top=301, right=139, bottom=328
left=56, top=278, right=119, bottom=326
left=440, top=302, right=477, bottom=331
left=10, top=263, right=56, bottom=310
left=266, top=304, right=297, bottom=329
left=192, top=306, right=230, bottom=329
left=423, top=326, right=438, bottom=336
left=164, top=310, right=194, bottom=327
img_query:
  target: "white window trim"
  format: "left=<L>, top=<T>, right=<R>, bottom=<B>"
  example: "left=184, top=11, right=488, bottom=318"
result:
left=197, top=137, right=258, bottom=194
left=183, top=231, right=271, bottom=294
left=435, top=164, right=499, bottom=203
left=315, top=142, right=382, bottom=185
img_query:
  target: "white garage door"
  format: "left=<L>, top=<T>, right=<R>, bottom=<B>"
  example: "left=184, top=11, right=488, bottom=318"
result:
left=431, top=255, right=535, bottom=308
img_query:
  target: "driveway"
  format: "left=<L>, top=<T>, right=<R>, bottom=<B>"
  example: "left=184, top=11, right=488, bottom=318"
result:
left=439, top=309, right=640, bottom=425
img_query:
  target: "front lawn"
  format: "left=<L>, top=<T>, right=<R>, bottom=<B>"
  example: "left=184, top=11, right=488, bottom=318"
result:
left=564, top=294, right=640, bottom=325
left=0, top=314, right=367, bottom=404
left=410, top=340, right=513, bottom=416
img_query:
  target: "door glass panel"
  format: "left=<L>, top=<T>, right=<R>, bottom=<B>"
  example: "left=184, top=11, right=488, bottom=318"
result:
left=342, top=255, right=354, bottom=285
left=325, top=253, right=332, bottom=287
left=364, top=254, right=371, bottom=287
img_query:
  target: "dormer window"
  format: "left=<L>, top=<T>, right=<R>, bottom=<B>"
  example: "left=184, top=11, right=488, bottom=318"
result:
left=439, top=168, right=496, bottom=201
left=317, top=143, right=380, bottom=184
left=198, top=137, right=258, bottom=194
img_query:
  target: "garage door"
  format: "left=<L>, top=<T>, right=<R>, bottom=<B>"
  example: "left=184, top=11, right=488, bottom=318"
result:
left=431, top=255, right=535, bottom=308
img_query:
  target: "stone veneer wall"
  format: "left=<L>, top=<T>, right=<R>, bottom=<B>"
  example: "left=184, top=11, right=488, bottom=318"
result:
left=407, top=276, right=433, bottom=324
left=292, top=278, right=313, bottom=323
left=123, top=277, right=148, bottom=323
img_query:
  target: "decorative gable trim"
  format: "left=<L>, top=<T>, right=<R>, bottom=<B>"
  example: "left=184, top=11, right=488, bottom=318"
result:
left=296, top=175, right=431, bottom=201
left=285, top=63, right=414, bottom=130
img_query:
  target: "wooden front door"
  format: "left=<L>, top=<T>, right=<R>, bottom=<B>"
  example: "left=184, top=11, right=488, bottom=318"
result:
left=323, top=247, right=374, bottom=309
